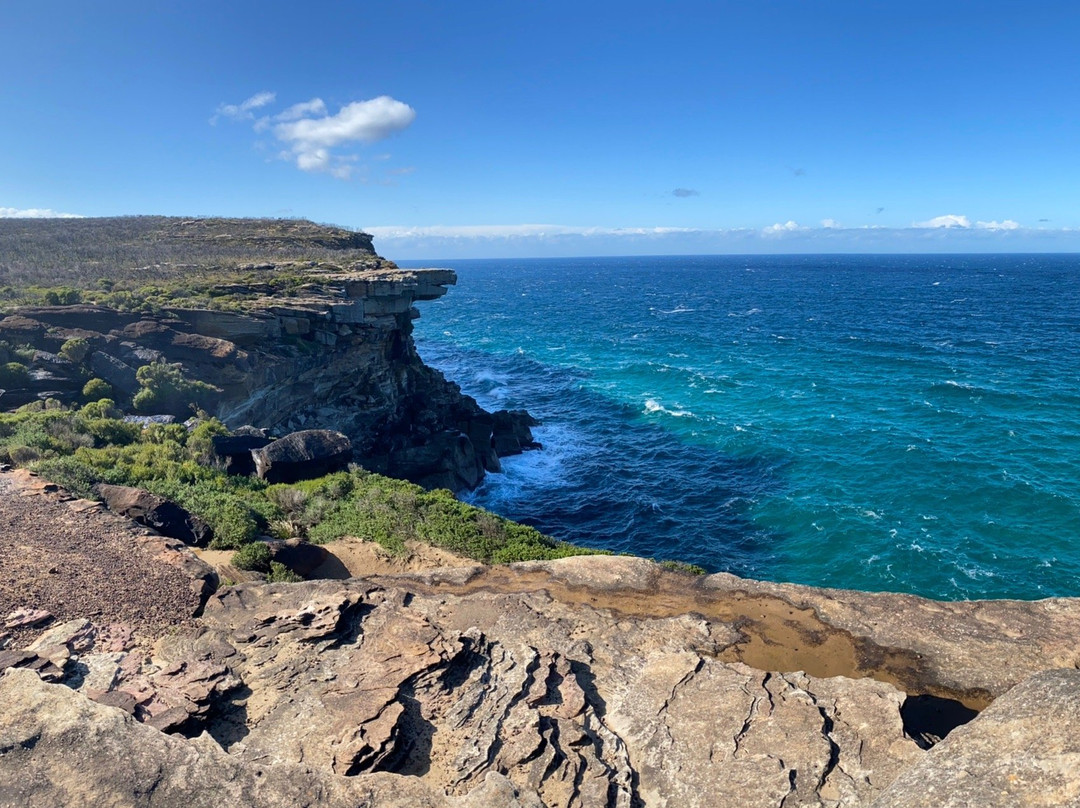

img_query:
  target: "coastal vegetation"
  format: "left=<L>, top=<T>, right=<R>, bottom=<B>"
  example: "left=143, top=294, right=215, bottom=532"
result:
left=0, top=398, right=602, bottom=566
left=0, top=215, right=388, bottom=314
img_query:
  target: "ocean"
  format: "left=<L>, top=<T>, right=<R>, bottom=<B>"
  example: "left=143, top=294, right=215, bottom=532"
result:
left=398, top=255, right=1080, bottom=601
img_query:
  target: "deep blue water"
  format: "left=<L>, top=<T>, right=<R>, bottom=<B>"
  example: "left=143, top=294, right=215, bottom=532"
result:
left=398, top=255, right=1080, bottom=600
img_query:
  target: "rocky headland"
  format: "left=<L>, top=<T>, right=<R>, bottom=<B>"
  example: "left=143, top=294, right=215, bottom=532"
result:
left=1, top=218, right=1079, bottom=807
left=0, top=216, right=537, bottom=491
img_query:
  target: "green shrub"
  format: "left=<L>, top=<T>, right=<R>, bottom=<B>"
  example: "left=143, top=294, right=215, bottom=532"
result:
left=8, top=445, right=40, bottom=465
left=43, top=287, right=81, bottom=306
left=186, top=417, right=229, bottom=467
left=142, top=422, right=189, bottom=445
left=84, top=418, right=141, bottom=447
left=59, top=338, right=91, bottom=364
left=0, top=362, right=29, bottom=387
left=81, top=378, right=112, bottom=400
left=78, top=398, right=120, bottom=419
left=658, top=559, right=707, bottom=576
left=31, top=454, right=105, bottom=498
left=132, top=363, right=221, bottom=416
left=232, top=541, right=271, bottom=572
left=267, top=561, right=303, bottom=583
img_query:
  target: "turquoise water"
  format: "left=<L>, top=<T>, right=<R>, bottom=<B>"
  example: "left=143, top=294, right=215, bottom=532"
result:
left=399, top=255, right=1080, bottom=600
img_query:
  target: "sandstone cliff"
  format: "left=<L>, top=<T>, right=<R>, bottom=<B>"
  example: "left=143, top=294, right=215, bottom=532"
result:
left=0, top=218, right=535, bottom=490
left=3, top=218, right=1079, bottom=807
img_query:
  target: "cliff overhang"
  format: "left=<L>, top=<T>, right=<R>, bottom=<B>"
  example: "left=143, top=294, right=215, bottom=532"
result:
left=0, top=218, right=535, bottom=491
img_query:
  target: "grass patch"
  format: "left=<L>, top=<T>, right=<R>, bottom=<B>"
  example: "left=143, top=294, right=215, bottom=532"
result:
left=0, top=216, right=389, bottom=313
left=658, top=559, right=707, bottom=576
left=4, top=402, right=605, bottom=565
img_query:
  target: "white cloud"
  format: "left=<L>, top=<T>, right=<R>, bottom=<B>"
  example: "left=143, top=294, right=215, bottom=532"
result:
left=274, top=98, right=328, bottom=122
left=975, top=219, right=1020, bottom=231
left=916, top=214, right=971, bottom=229
left=295, top=148, right=331, bottom=172
left=211, top=91, right=276, bottom=124
left=0, top=207, right=82, bottom=218
left=273, top=96, right=415, bottom=147
left=821, top=218, right=840, bottom=229
left=914, top=215, right=1022, bottom=231
left=762, top=220, right=805, bottom=234
left=214, top=92, right=416, bottom=179
left=366, top=224, right=698, bottom=240
left=361, top=219, right=1077, bottom=259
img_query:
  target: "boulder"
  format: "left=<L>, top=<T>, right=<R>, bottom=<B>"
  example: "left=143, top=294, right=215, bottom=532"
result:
left=212, top=432, right=273, bottom=476
left=268, top=538, right=330, bottom=577
left=89, top=351, right=140, bottom=395
left=252, top=429, right=352, bottom=484
left=491, top=409, right=541, bottom=456
left=95, top=484, right=213, bottom=547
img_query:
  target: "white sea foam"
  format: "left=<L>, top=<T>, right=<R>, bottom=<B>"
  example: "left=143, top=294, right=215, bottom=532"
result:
left=643, top=399, right=694, bottom=418
left=466, top=423, right=585, bottom=508
left=474, top=369, right=507, bottom=385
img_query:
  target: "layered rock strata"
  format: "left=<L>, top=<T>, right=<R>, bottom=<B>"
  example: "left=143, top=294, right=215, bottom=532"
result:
left=5, top=540, right=1080, bottom=806
left=0, top=266, right=535, bottom=491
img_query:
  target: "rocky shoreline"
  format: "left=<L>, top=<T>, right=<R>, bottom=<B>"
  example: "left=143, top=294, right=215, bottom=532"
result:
left=2, top=219, right=1079, bottom=806
left=0, top=220, right=538, bottom=492
left=2, top=466, right=1080, bottom=806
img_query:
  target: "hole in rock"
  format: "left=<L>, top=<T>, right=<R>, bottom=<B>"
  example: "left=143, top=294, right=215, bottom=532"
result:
left=900, top=693, right=980, bottom=749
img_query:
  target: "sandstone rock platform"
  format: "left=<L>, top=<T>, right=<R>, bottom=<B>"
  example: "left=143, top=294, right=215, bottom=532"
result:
left=2, top=466, right=1080, bottom=806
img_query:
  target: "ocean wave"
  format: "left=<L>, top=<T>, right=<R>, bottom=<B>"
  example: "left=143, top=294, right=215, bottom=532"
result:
left=408, top=253, right=1080, bottom=600
left=643, top=398, right=695, bottom=418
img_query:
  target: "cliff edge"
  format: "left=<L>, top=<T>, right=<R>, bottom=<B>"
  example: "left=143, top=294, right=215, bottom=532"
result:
left=0, top=217, right=536, bottom=490
left=3, top=469, right=1080, bottom=807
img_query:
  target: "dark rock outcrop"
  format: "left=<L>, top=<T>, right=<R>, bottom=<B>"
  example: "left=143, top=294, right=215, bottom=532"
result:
left=491, top=408, right=541, bottom=455
left=0, top=249, right=535, bottom=492
left=252, top=429, right=352, bottom=484
left=96, top=483, right=213, bottom=547
left=212, top=432, right=273, bottom=475
left=267, top=539, right=330, bottom=577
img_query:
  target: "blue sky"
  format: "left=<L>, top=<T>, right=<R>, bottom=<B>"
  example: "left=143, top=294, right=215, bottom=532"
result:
left=2, top=1, right=1079, bottom=258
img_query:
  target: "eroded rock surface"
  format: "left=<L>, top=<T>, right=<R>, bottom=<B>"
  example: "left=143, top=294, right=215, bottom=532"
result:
left=3, top=489, right=1080, bottom=807
left=0, top=668, right=542, bottom=808
left=9, top=571, right=928, bottom=808
left=872, top=668, right=1080, bottom=808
